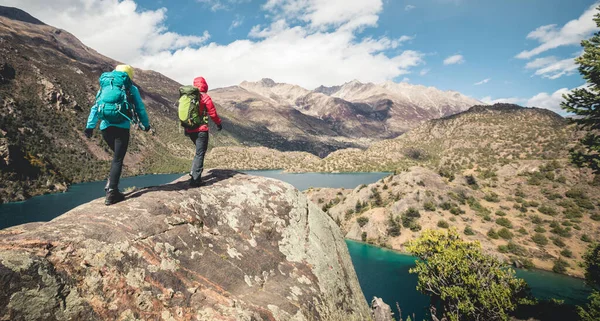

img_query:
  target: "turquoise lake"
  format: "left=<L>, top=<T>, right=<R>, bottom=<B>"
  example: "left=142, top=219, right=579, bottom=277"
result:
left=0, top=170, right=593, bottom=320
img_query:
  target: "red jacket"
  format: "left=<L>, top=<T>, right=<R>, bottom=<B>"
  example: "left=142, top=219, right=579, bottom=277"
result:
left=186, top=77, right=222, bottom=133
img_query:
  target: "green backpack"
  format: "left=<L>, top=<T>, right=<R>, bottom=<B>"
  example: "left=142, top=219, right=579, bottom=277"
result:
left=178, top=86, right=205, bottom=129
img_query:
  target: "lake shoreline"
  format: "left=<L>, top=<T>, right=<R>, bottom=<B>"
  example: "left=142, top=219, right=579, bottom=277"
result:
left=344, top=238, right=587, bottom=280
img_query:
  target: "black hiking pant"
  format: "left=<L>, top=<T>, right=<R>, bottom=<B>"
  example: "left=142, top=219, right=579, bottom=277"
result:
left=187, top=131, right=209, bottom=182
left=102, top=127, right=130, bottom=191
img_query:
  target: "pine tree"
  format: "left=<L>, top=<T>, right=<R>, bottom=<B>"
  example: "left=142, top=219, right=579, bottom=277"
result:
left=561, top=7, right=600, bottom=173
left=579, top=243, right=600, bottom=320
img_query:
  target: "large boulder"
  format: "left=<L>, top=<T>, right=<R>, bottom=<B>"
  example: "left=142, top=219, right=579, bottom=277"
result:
left=0, top=170, right=370, bottom=321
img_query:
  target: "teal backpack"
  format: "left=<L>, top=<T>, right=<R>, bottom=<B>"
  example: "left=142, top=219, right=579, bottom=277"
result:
left=96, top=71, right=133, bottom=124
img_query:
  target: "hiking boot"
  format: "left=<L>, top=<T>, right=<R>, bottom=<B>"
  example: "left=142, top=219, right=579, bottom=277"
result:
left=189, top=179, right=202, bottom=188
left=105, top=189, right=125, bottom=206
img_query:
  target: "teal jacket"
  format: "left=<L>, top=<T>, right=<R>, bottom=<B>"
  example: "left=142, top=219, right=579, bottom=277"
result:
left=86, top=85, right=150, bottom=131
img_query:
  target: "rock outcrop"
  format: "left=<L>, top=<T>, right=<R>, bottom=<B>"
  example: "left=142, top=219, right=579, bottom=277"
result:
left=0, top=170, right=370, bottom=321
left=370, top=297, right=394, bottom=321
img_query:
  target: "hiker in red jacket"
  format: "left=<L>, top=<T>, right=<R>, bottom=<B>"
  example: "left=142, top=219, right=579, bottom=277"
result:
left=187, top=76, right=222, bottom=187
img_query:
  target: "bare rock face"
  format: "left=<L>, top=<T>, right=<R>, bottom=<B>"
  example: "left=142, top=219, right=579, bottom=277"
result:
left=371, top=297, right=394, bottom=321
left=0, top=170, right=370, bottom=321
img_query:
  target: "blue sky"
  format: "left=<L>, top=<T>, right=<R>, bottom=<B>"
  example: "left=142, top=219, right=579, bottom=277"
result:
left=3, top=0, right=599, bottom=112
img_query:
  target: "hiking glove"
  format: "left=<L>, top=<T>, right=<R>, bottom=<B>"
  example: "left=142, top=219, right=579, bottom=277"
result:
left=84, top=128, right=93, bottom=138
left=217, top=123, right=223, bottom=131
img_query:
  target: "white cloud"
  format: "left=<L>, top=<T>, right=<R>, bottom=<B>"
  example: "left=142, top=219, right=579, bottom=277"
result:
left=481, top=96, right=524, bottom=105
left=197, top=0, right=250, bottom=11
left=526, top=88, right=571, bottom=113
left=263, top=0, right=383, bottom=31
left=1, top=0, right=210, bottom=63
left=481, top=86, right=577, bottom=114
left=138, top=28, right=424, bottom=89
left=229, top=15, right=244, bottom=31
left=525, top=55, right=579, bottom=80
left=516, top=3, right=600, bottom=59
left=402, top=77, right=410, bottom=83
left=443, top=54, right=465, bottom=65
left=525, top=56, right=559, bottom=69
left=419, top=68, right=430, bottom=76
left=474, top=78, right=491, bottom=86
left=398, top=35, right=415, bottom=43
left=6, top=0, right=425, bottom=89
left=405, top=5, right=416, bottom=11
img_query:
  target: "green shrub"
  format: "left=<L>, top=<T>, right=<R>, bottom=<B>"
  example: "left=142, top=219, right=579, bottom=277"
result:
left=506, top=242, right=528, bottom=256
left=581, top=234, right=593, bottom=243
left=357, top=216, right=369, bottom=227
left=553, top=258, right=570, bottom=274
left=496, top=217, right=513, bottom=229
left=464, top=226, right=475, bottom=235
left=560, top=249, right=573, bottom=258
left=484, top=192, right=500, bottom=203
left=344, top=209, right=355, bottom=220
left=386, top=215, right=401, bottom=237
left=437, top=220, right=450, bottom=229
left=370, top=188, right=383, bottom=207
left=487, top=228, right=499, bottom=239
left=538, top=205, right=558, bottom=216
left=439, top=168, right=455, bottom=181
left=498, top=228, right=514, bottom=240
left=532, top=233, right=549, bottom=246
left=534, top=226, right=547, bottom=233
left=465, top=175, right=479, bottom=189
left=591, top=214, right=600, bottom=221
left=531, top=215, right=543, bottom=224
left=517, top=227, right=528, bottom=235
left=440, top=202, right=452, bottom=210
left=423, top=201, right=436, bottom=211
left=495, top=210, right=507, bottom=217
left=551, top=236, right=566, bottom=248
left=576, top=198, right=595, bottom=210
left=450, top=207, right=465, bottom=215
left=361, top=232, right=367, bottom=241
left=577, top=292, right=600, bottom=321
left=518, top=258, right=535, bottom=269
left=407, top=229, right=528, bottom=321
left=566, top=189, right=588, bottom=200
left=550, top=224, right=572, bottom=238
left=528, top=176, right=542, bottom=186
left=515, top=189, right=527, bottom=198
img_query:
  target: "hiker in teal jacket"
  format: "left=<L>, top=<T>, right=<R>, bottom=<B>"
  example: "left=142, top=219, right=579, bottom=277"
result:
left=85, top=65, right=151, bottom=205
left=86, top=85, right=149, bottom=131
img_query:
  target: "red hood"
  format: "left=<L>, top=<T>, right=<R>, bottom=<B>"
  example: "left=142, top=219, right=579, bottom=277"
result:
left=193, top=77, right=208, bottom=92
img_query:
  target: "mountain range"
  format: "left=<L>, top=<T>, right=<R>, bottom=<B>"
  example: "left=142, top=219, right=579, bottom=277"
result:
left=213, top=77, right=482, bottom=147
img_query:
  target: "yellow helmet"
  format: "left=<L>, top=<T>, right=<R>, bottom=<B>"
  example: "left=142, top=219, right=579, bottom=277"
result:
left=115, top=64, right=134, bottom=80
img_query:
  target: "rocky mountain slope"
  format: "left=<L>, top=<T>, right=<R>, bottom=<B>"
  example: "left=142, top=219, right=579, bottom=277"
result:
left=207, top=104, right=573, bottom=172
left=292, top=105, right=598, bottom=276
left=0, top=170, right=372, bottom=320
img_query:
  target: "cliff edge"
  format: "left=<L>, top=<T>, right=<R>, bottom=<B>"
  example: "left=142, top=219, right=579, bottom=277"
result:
left=0, top=170, right=370, bottom=321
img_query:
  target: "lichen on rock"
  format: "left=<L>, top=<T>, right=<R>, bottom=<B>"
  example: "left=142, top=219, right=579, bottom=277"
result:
left=0, top=170, right=370, bottom=321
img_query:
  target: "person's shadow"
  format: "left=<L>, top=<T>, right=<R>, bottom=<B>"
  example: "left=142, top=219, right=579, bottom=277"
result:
left=125, top=169, right=241, bottom=200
